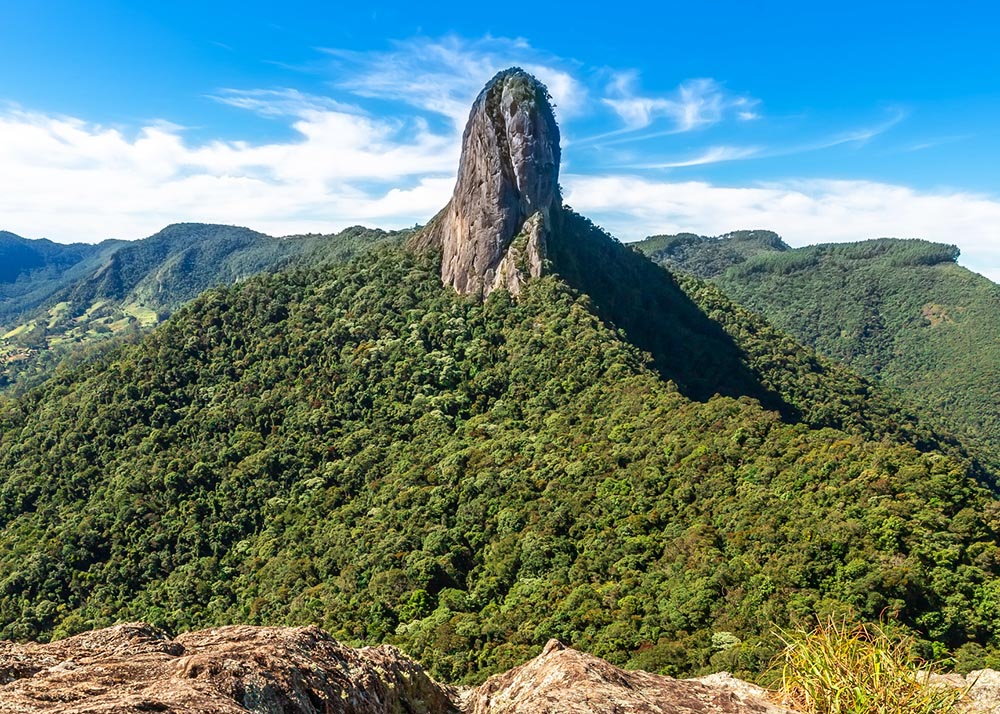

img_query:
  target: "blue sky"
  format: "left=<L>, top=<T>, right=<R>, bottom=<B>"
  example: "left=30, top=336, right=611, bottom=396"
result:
left=2, top=1, right=1000, bottom=278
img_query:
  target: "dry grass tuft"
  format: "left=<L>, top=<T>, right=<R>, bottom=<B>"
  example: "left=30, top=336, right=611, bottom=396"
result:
left=772, top=619, right=967, bottom=714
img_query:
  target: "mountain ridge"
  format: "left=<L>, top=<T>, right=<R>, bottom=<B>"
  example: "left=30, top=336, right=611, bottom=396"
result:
left=0, top=223, right=400, bottom=391
left=634, top=232, right=1000, bottom=464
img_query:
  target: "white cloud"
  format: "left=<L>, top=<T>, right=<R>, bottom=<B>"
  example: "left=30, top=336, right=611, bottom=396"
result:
left=0, top=106, right=457, bottom=241
left=797, top=109, right=906, bottom=151
left=208, top=88, right=359, bottom=117
left=630, top=145, right=761, bottom=168
left=563, top=174, right=1000, bottom=282
left=4, top=102, right=997, bottom=286
left=613, top=111, right=905, bottom=170
left=601, top=75, right=757, bottom=132
left=629, top=109, right=904, bottom=171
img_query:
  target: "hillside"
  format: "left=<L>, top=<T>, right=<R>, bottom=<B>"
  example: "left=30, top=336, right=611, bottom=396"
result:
left=2, top=68, right=1000, bottom=688
left=0, top=231, right=122, bottom=322
left=0, top=224, right=399, bottom=391
left=633, top=233, right=1000, bottom=462
left=2, top=236, right=999, bottom=681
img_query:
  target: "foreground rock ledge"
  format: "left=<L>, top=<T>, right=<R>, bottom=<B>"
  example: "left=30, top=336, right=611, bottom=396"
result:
left=0, top=623, right=790, bottom=713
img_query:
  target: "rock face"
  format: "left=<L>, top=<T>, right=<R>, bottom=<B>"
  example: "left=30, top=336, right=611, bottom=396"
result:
left=0, top=625, right=790, bottom=714
left=469, top=639, right=791, bottom=714
left=0, top=623, right=457, bottom=714
left=929, top=668, right=1000, bottom=711
left=410, top=68, right=561, bottom=298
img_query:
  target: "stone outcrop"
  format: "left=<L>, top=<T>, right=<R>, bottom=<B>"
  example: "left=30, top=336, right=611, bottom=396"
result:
left=0, top=624, right=792, bottom=713
left=0, top=623, right=457, bottom=714
left=409, top=68, right=561, bottom=298
left=469, top=639, right=791, bottom=714
left=929, top=668, right=1000, bottom=712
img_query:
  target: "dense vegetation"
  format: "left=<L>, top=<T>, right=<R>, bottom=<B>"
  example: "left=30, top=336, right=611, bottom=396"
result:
left=1, top=217, right=999, bottom=686
left=634, top=230, right=791, bottom=280
left=0, top=224, right=399, bottom=392
left=634, top=232, right=1000, bottom=465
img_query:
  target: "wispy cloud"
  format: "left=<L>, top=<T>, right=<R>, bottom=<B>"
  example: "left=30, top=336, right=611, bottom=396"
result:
left=614, top=109, right=904, bottom=170
left=797, top=108, right=906, bottom=151
left=900, top=134, right=970, bottom=152
left=208, top=88, right=360, bottom=118
left=627, top=145, right=762, bottom=168
left=321, top=35, right=587, bottom=130
left=600, top=74, right=758, bottom=134
left=0, top=105, right=457, bottom=240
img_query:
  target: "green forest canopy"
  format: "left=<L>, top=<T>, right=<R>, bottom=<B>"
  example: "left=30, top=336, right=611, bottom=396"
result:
left=634, top=233, right=1000, bottom=468
left=1, top=221, right=999, bottom=685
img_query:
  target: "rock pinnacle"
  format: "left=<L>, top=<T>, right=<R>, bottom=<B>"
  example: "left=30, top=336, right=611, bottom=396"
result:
left=410, top=68, right=562, bottom=298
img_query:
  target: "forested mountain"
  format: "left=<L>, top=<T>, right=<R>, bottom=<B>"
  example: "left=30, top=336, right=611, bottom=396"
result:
left=633, top=230, right=791, bottom=279
left=2, top=70, right=1000, bottom=687
left=0, top=224, right=399, bottom=391
left=0, top=231, right=122, bottom=321
left=56, top=223, right=394, bottom=314
left=633, top=233, right=1000, bottom=464
left=2, top=228, right=999, bottom=683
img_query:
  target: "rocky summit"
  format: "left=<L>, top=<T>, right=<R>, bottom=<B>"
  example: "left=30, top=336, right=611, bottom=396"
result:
left=0, top=623, right=790, bottom=713
left=409, top=68, right=561, bottom=298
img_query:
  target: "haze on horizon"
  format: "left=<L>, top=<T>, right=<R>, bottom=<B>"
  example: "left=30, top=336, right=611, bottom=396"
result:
left=2, top=1, right=999, bottom=280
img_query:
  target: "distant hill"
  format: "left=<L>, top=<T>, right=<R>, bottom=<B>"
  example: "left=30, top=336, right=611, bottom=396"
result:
left=634, top=232, right=1000, bottom=463
left=0, top=230, right=91, bottom=285
left=632, top=230, right=791, bottom=279
left=0, top=224, right=401, bottom=390
left=0, top=231, right=123, bottom=321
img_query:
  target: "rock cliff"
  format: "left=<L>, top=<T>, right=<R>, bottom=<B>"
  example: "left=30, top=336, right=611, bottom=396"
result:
left=0, top=623, right=790, bottom=713
left=409, top=68, right=561, bottom=298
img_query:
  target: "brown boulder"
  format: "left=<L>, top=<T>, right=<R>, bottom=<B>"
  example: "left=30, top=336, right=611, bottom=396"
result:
left=469, top=639, right=790, bottom=714
left=0, top=622, right=457, bottom=714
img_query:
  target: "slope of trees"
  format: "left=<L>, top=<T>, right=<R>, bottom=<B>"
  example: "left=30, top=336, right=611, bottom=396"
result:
left=1, top=233, right=999, bottom=684
left=0, top=224, right=400, bottom=393
left=635, top=234, right=1000, bottom=466
left=0, top=231, right=122, bottom=321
